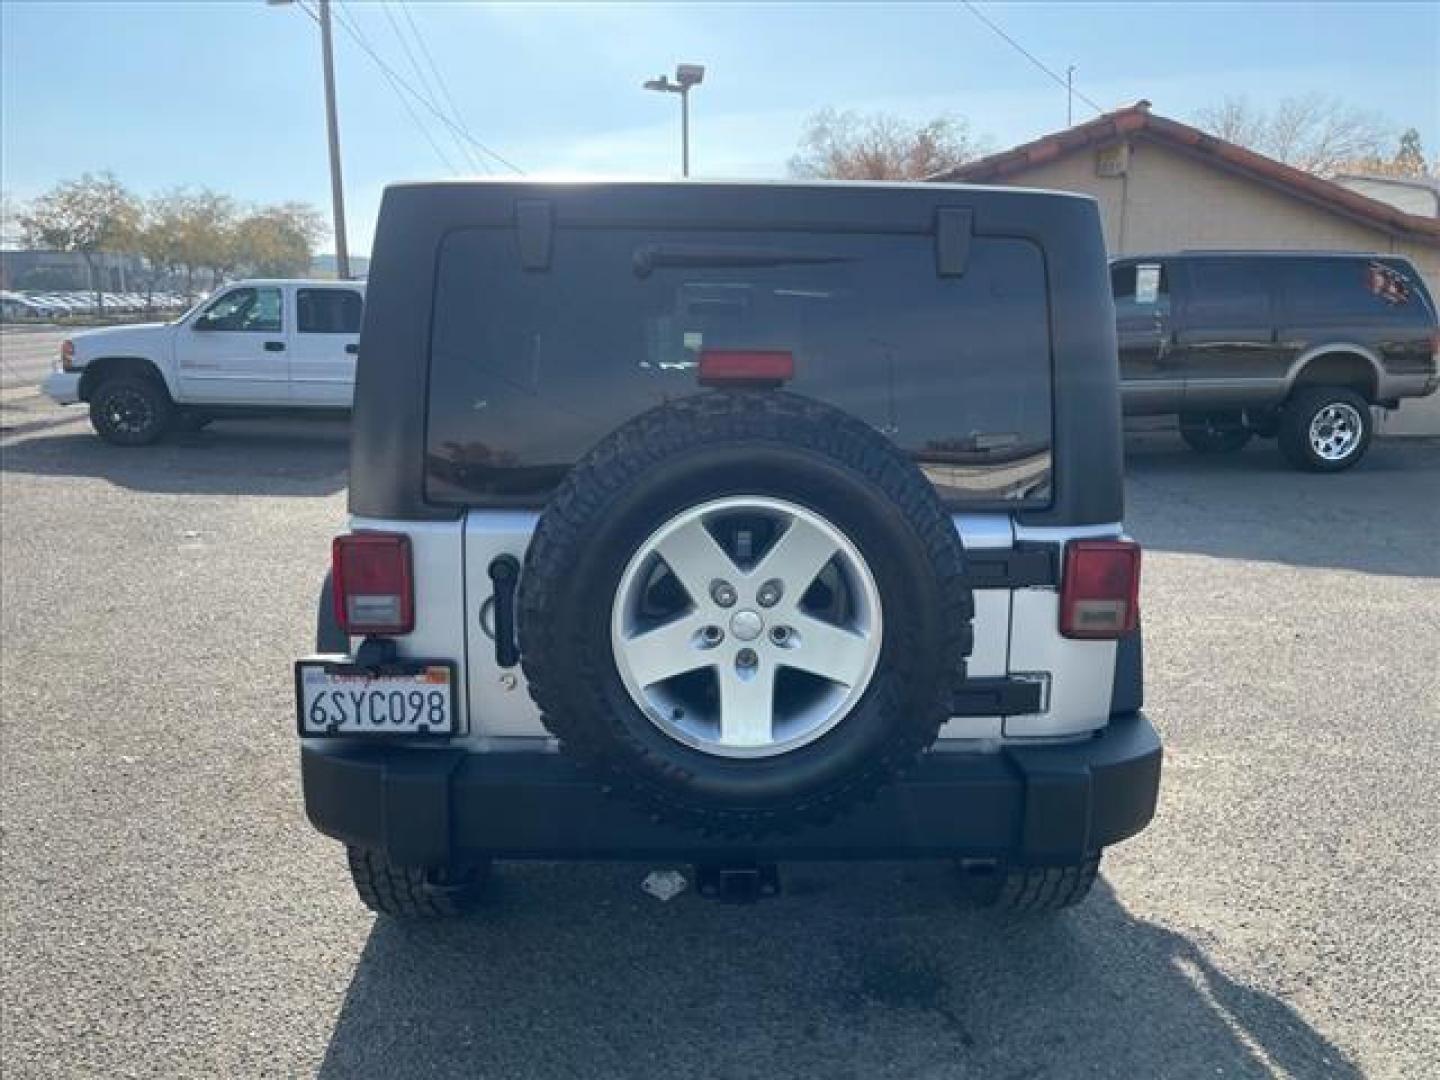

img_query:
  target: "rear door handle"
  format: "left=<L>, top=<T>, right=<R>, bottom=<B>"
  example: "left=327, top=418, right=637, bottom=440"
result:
left=345, top=343, right=358, bottom=355
left=264, top=340, right=286, bottom=352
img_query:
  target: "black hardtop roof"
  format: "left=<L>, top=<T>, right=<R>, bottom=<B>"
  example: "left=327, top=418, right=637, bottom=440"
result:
left=1113, top=250, right=1412, bottom=263
left=352, top=173, right=1125, bottom=527
left=383, top=176, right=1096, bottom=203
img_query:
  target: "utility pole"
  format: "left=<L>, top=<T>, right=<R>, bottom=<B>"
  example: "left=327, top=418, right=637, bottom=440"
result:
left=319, top=0, right=350, bottom=280
left=1066, top=65, right=1076, bottom=128
left=269, top=0, right=350, bottom=278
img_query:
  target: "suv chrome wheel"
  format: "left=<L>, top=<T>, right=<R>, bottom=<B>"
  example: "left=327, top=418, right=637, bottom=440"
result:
left=611, top=496, right=883, bottom=759
left=1308, top=402, right=1363, bottom=462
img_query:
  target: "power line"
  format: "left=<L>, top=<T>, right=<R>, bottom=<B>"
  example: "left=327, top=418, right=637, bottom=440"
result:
left=396, top=1, right=490, bottom=175
left=958, top=1, right=1104, bottom=118
left=330, top=0, right=524, bottom=174
left=322, top=0, right=460, bottom=175
left=380, top=0, right=488, bottom=174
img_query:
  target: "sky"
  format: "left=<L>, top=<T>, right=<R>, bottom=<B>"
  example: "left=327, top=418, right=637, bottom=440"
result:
left=3, top=1, right=1436, bottom=255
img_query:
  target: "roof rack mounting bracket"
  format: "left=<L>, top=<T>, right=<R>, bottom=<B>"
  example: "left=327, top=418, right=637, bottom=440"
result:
left=936, top=207, right=974, bottom=277
left=515, top=199, right=553, bottom=271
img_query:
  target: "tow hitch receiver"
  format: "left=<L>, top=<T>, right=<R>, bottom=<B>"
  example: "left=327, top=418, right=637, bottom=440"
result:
left=695, top=862, right=781, bottom=903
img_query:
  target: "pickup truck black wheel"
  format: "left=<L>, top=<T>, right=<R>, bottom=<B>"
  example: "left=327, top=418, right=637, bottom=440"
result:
left=88, top=375, right=174, bottom=446
left=346, top=847, right=490, bottom=919
left=1278, top=387, right=1372, bottom=472
left=958, top=853, right=1101, bottom=911
left=518, top=391, right=974, bottom=839
left=1178, top=412, right=1251, bottom=454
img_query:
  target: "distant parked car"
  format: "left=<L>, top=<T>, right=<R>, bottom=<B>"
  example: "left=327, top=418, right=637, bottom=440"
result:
left=43, top=278, right=366, bottom=445
left=1112, top=251, right=1439, bottom=471
left=1, top=292, right=51, bottom=321
left=25, top=294, right=74, bottom=318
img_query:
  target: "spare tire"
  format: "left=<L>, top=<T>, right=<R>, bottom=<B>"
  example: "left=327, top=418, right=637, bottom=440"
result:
left=518, top=391, right=973, bottom=837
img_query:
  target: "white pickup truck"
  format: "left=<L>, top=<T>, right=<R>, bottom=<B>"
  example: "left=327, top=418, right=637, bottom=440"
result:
left=43, top=279, right=365, bottom=445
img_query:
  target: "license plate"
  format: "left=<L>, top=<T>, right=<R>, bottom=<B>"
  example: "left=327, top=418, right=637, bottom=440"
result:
left=295, top=658, right=458, bottom=737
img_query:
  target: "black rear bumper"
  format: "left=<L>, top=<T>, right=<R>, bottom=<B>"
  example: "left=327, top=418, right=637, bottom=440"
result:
left=300, top=712, right=1161, bottom=868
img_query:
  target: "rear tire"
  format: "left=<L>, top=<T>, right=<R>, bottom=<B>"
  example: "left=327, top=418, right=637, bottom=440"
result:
left=1178, top=412, right=1251, bottom=454
left=88, top=376, right=174, bottom=446
left=959, top=853, right=1101, bottom=911
left=1278, top=387, right=1372, bottom=472
left=346, top=847, right=490, bottom=919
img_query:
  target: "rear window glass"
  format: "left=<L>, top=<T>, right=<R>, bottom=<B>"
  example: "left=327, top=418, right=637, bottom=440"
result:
left=427, top=226, right=1053, bottom=508
left=297, top=288, right=363, bottom=333
left=1282, top=258, right=1424, bottom=319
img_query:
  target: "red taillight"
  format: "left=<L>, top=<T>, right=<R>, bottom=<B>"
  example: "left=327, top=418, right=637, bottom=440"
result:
left=60, top=339, right=74, bottom=371
left=1059, top=539, right=1141, bottom=640
left=332, top=533, right=414, bottom=635
left=698, top=349, right=794, bottom=387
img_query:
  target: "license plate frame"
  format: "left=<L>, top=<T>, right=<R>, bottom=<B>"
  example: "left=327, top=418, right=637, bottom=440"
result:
left=294, top=656, right=460, bottom=738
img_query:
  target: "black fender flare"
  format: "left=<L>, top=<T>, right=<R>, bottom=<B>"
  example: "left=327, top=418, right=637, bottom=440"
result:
left=316, top=570, right=349, bottom=653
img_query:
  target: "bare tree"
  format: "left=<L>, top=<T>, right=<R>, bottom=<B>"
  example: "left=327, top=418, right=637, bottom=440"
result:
left=789, top=108, right=987, bottom=180
left=1193, top=94, right=1391, bottom=176
left=16, top=172, right=140, bottom=312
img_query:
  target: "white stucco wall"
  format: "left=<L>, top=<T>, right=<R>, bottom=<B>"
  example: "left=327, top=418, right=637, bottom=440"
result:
left=1334, top=176, right=1440, bottom=219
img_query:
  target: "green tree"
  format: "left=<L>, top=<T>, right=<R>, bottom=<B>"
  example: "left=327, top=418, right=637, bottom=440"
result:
left=169, top=189, right=238, bottom=295
left=1392, top=128, right=1428, bottom=177
left=233, top=203, right=325, bottom=277
left=16, top=172, right=140, bottom=312
left=132, top=192, right=189, bottom=308
left=788, top=108, right=986, bottom=180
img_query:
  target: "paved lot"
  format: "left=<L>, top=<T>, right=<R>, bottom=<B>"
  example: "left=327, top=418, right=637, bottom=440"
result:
left=2, top=364, right=1438, bottom=1077
left=0, top=327, right=68, bottom=391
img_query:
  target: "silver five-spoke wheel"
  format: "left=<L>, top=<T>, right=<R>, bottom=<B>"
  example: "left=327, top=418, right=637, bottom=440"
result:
left=1308, top=401, right=1362, bottom=462
left=611, top=496, right=882, bottom=758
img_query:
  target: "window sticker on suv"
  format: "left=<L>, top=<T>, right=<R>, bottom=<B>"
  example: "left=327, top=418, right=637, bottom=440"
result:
left=1135, top=263, right=1162, bottom=304
left=1368, top=261, right=1411, bottom=306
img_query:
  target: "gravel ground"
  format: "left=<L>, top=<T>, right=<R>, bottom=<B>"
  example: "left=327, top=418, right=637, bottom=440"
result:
left=1, top=383, right=1437, bottom=1078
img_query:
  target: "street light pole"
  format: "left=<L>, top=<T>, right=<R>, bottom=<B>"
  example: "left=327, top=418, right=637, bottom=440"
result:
left=680, top=86, right=690, bottom=178
left=643, top=64, right=705, bottom=178
left=318, top=0, right=350, bottom=280
left=270, top=0, right=350, bottom=279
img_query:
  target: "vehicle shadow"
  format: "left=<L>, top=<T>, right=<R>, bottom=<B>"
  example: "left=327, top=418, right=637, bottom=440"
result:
left=1124, top=432, right=1440, bottom=578
left=0, top=418, right=350, bottom=498
left=316, top=865, right=1358, bottom=1079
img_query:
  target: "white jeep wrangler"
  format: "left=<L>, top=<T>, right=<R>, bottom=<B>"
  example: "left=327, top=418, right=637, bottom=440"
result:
left=296, top=180, right=1161, bottom=915
left=43, top=279, right=364, bottom=444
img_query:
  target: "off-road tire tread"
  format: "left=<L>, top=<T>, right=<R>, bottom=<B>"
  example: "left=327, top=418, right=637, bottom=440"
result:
left=345, top=846, right=484, bottom=919
left=519, top=391, right=974, bottom=838
left=966, top=854, right=1101, bottom=911
left=88, top=375, right=174, bottom=446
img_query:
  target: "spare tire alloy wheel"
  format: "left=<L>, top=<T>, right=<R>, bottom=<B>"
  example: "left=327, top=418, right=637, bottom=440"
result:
left=519, top=391, right=974, bottom=837
left=612, top=496, right=882, bottom=758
